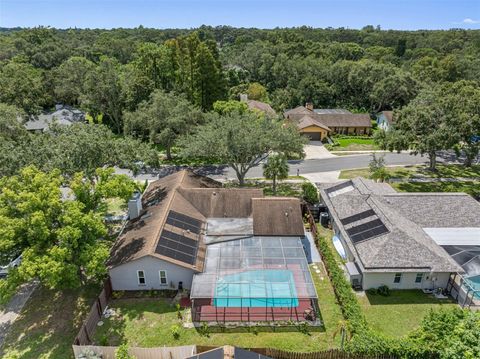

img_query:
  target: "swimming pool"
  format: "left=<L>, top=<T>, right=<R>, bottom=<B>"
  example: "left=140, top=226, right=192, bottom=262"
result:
left=465, top=275, right=480, bottom=299
left=213, top=270, right=299, bottom=307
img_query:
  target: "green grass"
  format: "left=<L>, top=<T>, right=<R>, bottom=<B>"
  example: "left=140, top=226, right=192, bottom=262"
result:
left=339, top=166, right=418, bottom=180
left=329, top=138, right=378, bottom=151
left=392, top=181, right=480, bottom=197
left=1, top=285, right=100, bottom=359
left=357, top=290, right=457, bottom=338
left=93, top=265, right=343, bottom=352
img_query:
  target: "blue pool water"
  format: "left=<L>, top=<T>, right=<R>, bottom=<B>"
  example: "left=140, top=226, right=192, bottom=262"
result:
left=465, top=275, right=480, bottom=299
left=213, top=270, right=299, bottom=308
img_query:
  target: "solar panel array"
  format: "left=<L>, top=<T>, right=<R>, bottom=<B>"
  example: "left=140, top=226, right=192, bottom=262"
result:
left=187, top=348, right=224, bottom=359
left=327, top=181, right=352, bottom=194
left=346, top=218, right=389, bottom=243
left=166, top=210, right=202, bottom=234
left=340, top=209, right=376, bottom=226
left=155, top=210, right=204, bottom=265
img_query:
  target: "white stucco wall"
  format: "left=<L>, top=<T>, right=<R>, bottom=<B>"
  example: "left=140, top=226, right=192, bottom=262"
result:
left=109, top=256, right=195, bottom=291
left=363, top=272, right=451, bottom=290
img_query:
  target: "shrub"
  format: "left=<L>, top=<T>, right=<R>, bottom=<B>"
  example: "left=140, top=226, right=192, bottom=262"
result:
left=302, top=182, right=319, bottom=204
left=366, top=288, right=377, bottom=296
left=170, top=324, right=181, bottom=339
left=377, top=285, right=390, bottom=296
left=115, top=344, right=134, bottom=359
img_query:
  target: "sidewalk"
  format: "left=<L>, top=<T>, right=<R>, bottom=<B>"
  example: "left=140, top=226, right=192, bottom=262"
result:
left=0, top=281, right=38, bottom=348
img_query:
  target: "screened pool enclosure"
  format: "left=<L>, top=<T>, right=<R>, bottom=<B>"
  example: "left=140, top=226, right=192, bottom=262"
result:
left=190, top=236, right=319, bottom=323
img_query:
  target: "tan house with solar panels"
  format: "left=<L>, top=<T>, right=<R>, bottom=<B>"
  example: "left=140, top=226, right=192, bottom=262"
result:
left=284, top=103, right=372, bottom=140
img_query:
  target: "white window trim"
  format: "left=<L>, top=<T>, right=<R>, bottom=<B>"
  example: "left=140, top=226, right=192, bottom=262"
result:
left=393, top=273, right=402, bottom=284
left=159, top=270, right=168, bottom=286
left=137, top=270, right=146, bottom=286
left=415, top=273, right=424, bottom=283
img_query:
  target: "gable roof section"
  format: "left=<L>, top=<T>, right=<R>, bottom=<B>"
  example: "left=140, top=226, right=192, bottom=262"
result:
left=286, top=107, right=371, bottom=129
left=320, top=178, right=467, bottom=273
left=247, top=100, right=276, bottom=116
left=252, top=198, right=304, bottom=236
left=108, top=171, right=304, bottom=270
left=297, top=115, right=331, bottom=131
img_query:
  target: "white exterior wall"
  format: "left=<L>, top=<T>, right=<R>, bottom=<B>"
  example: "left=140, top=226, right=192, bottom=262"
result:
left=363, top=272, right=451, bottom=290
left=109, top=256, right=195, bottom=291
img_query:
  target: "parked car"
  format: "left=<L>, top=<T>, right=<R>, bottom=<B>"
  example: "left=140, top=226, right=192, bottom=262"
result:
left=0, top=255, right=22, bottom=278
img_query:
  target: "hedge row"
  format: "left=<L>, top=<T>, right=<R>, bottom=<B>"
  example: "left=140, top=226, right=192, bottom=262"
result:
left=316, top=233, right=436, bottom=359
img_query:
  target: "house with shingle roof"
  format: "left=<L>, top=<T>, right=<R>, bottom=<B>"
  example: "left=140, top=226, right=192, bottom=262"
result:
left=24, top=104, right=86, bottom=132
left=319, top=178, right=480, bottom=291
left=240, top=94, right=276, bottom=117
left=284, top=103, right=372, bottom=141
left=376, top=111, right=394, bottom=131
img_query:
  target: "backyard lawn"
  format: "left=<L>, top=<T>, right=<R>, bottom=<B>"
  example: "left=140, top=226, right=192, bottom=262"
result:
left=1, top=285, right=99, bottom=359
left=357, top=290, right=457, bottom=338
left=93, top=264, right=343, bottom=352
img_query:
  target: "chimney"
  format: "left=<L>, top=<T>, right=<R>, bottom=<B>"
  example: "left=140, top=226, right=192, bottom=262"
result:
left=305, top=102, right=314, bottom=111
left=128, top=191, right=143, bottom=220
left=240, top=94, right=248, bottom=102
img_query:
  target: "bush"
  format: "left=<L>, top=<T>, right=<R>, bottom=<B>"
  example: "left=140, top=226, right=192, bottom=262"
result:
left=116, top=344, right=134, bottom=359
left=377, top=285, right=390, bottom=296
left=302, top=182, right=319, bottom=204
left=170, top=324, right=181, bottom=339
left=366, top=288, right=377, bottom=296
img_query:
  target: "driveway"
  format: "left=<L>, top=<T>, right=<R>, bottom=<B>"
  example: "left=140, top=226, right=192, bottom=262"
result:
left=303, top=141, right=336, bottom=160
left=0, top=281, right=37, bottom=349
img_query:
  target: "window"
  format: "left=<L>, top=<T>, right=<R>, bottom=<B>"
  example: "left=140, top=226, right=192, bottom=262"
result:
left=137, top=270, right=146, bottom=285
left=393, top=273, right=402, bottom=284
left=415, top=273, right=423, bottom=283
left=159, top=270, right=167, bottom=285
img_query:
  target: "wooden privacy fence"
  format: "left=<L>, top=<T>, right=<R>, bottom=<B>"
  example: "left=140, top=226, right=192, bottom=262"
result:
left=72, top=345, right=196, bottom=359
left=196, top=347, right=397, bottom=359
left=74, top=278, right=113, bottom=345
left=302, top=204, right=318, bottom=240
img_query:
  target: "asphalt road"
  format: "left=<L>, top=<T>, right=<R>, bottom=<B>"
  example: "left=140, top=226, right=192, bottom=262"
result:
left=119, top=152, right=436, bottom=182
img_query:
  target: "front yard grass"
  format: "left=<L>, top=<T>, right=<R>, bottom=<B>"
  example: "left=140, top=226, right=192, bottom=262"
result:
left=93, top=264, right=343, bottom=352
left=329, top=138, right=378, bottom=152
left=357, top=290, right=457, bottom=338
left=1, top=284, right=99, bottom=359
left=391, top=181, right=480, bottom=197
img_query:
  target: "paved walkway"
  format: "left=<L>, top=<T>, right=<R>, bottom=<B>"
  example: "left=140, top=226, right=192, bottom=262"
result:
left=304, top=141, right=336, bottom=160
left=0, top=281, right=37, bottom=349
left=302, top=171, right=340, bottom=183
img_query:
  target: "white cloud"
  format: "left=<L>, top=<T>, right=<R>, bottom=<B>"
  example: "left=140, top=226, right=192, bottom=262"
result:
left=462, top=18, right=480, bottom=24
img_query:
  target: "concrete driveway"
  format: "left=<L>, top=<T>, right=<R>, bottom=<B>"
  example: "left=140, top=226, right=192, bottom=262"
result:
left=303, top=141, right=336, bottom=160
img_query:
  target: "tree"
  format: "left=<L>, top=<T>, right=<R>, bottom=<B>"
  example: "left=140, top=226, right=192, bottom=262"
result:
left=53, top=56, right=95, bottom=106
left=301, top=182, right=319, bottom=204
left=368, top=153, right=389, bottom=182
left=124, top=90, right=203, bottom=160
left=0, top=103, right=26, bottom=140
left=213, top=100, right=248, bottom=115
left=0, top=167, right=109, bottom=302
left=263, top=154, right=289, bottom=194
left=180, top=111, right=305, bottom=186
left=194, top=42, right=225, bottom=110
left=81, top=57, right=125, bottom=133
left=70, top=167, right=136, bottom=214
left=392, top=88, right=455, bottom=170
left=0, top=61, right=47, bottom=114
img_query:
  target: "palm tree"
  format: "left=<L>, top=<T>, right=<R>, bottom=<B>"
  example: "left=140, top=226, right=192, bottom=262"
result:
left=263, top=154, right=289, bottom=195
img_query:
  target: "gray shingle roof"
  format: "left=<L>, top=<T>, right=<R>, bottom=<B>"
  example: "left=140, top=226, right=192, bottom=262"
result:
left=320, top=178, right=476, bottom=273
left=285, top=106, right=372, bottom=128
left=24, top=105, right=86, bottom=131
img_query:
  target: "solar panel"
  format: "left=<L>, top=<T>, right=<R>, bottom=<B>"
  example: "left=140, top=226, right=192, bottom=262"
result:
left=155, top=229, right=199, bottom=265
left=234, top=347, right=272, bottom=359
left=166, top=210, right=203, bottom=234
left=340, top=209, right=376, bottom=225
left=327, top=181, right=352, bottom=194
left=187, top=348, right=224, bottom=359
left=347, top=218, right=389, bottom=243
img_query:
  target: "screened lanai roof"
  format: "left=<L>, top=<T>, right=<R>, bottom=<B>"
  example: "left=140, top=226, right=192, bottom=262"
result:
left=190, top=236, right=317, bottom=299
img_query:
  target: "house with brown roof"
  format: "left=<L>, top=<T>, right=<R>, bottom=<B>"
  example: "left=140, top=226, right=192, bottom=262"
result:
left=108, top=170, right=319, bottom=323
left=284, top=103, right=372, bottom=141
left=240, top=94, right=276, bottom=117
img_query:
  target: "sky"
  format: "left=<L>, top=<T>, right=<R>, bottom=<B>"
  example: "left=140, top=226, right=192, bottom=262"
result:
left=0, top=0, right=479, bottom=30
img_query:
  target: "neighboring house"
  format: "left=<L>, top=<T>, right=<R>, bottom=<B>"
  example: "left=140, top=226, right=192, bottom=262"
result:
left=319, top=178, right=480, bottom=292
left=284, top=103, right=372, bottom=140
left=376, top=111, right=394, bottom=131
left=240, top=94, right=276, bottom=117
left=108, top=170, right=318, bottom=323
left=24, top=104, right=86, bottom=132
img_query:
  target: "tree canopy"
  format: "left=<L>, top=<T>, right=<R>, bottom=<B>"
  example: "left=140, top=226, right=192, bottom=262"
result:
left=180, top=111, right=305, bottom=185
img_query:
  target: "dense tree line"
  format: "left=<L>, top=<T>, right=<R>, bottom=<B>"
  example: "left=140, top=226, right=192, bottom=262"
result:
left=0, top=26, right=479, bottom=123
